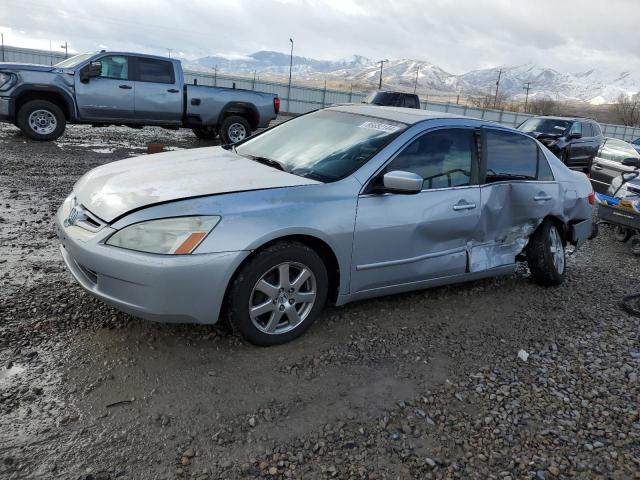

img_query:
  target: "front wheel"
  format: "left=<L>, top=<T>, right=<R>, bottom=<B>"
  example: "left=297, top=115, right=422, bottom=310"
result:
left=219, top=115, right=251, bottom=144
left=527, top=219, right=566, bottom=286
left=227, top=241, right=328, bottom=346
left=17, top=100, right=66, bottom=141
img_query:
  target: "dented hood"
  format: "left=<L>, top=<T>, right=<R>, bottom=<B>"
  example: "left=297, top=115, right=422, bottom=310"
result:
left=74, top=146, right=319, bottom=222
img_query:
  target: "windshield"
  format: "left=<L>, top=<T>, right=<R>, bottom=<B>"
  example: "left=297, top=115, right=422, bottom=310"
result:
left=518, top=118, right=571, bottom=135
left=54, top=53, right=93, bottom=69
left=235, top=110, right=407, bottom=182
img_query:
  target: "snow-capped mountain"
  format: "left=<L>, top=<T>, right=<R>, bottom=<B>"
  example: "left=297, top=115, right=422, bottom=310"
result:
left=189, top=51, right=639, bottom=104
left=193, top=51, right=372, bottom=76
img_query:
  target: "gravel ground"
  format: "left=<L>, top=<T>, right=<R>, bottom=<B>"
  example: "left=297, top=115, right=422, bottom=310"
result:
left=0, top=122, right=639, bottom=480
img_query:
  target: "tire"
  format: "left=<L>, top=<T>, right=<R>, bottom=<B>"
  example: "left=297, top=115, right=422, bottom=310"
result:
left=193, top=126, right=218, bottom=140
left=527, top=219, right=566, bottom=286
left=631, top=237, right=640, bottom=256
left=17, top=100, right=66, bottom=141
left=227, top=241, right=328, bottom=346
left=219, top=115, right=251, bottom=144
left=614, top=226, right=633, bottom=242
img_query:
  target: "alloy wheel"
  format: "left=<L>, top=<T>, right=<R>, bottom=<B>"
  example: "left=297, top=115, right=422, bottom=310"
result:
left=548, top=226, right=565, bottom=274
left=249, top=262, right=317, bottom=335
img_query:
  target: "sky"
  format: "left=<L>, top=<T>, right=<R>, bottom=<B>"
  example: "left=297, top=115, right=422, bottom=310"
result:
left=1, top=0, right=639, bottom=75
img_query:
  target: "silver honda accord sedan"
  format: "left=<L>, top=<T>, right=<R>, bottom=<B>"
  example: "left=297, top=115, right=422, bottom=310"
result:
left=56, top=105, right=595, bottom=345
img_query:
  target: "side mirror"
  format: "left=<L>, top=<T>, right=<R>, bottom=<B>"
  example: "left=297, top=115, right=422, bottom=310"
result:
left=80, top=61, right=101, bottom=82
left=569, top=132, right=582, bottom=139
left=382, top=170, right=423, bottom=194
left=622, top=157, right=640, bottom=168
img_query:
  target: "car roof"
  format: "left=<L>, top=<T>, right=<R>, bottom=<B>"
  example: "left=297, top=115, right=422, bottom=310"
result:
left=372, top=90, right=417, bottom=95
left=93, top=51, right=177, bottom=62
left=327, top=104, right=480, bottom=125
left=529, top=115, right=595, bottom=122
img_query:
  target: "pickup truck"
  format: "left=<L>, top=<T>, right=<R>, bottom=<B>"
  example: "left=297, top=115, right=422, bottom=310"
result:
left=0, top=51, right=280, bottom=142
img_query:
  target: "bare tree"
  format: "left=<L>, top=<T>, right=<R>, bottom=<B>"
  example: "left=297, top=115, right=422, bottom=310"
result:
left=527, top=97, right=559, bottom=116
left=469, top=92, right=508, bottom=110
left=612, top=93, right=640, bottom=126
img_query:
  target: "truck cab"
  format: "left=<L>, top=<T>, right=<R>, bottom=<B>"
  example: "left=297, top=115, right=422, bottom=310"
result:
left=0, top=51, right=279, bottom=143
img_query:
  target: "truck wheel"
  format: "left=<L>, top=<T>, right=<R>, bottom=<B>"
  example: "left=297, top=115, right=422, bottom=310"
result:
left=193, top=126, right=218, bottom=140
left=17, top=100, right=66, bottom=141
left=226, top=241, right=328, bottom=346
left=527, top=219, right=566, bottom=286
left=220, top=115, right=251, bottom=144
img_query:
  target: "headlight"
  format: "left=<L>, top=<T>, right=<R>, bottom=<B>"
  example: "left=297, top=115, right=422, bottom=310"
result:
left=0, top=72, right=14, bottom=89
left=106, top=216, right=221, bottom=254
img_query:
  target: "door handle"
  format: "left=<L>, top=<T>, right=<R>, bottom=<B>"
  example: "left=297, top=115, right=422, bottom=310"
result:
left=452, top=201, right=477, bottom=211
left=592, top=164, right=603, bottom=170
left=167, top=88, right=179, bottom=93
left=118, top=84, right=132, bottom=89
left=533, top=194, right=553, bottom=201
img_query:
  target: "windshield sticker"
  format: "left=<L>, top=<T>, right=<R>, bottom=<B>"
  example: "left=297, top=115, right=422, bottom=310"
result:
left=359, top=121, right=401, bottom=133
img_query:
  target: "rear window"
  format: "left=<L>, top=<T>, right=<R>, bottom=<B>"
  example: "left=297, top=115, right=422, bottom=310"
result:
left=136, top=58, right=174, bottom=83
left=582, top=123, right=594, bottom=137
left=592, top=122, right=602, bottom=136
left=485, top=130, right=539, bottom=182
left=365, top=92, right=403, bottom=106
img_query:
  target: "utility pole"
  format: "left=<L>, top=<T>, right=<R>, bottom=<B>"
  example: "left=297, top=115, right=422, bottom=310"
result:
left=214, top=65, right=217, bottom=86
left=523, top=82, right=531, bottom=112
left=287, top=38, right=294, bottom=112
left=252, top=70, right=256, bottom=90
left=493, top=68, right=502, bottom=108
left=1, top=33, right=4, bottom=62
left=413, top=65, right=419, bottom=94
left=60, top=41, right=68, bottom=58
left=377, top=59, right=388, bottom=89
left=166, top=48, right=172, bottom=58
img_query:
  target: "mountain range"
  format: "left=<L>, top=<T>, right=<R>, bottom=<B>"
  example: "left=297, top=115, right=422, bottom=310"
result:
left=189, top=51, right=640, bottom=104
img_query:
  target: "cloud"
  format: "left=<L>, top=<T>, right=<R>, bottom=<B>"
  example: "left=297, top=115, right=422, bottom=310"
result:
left=1, top=0, right=638, bottom=76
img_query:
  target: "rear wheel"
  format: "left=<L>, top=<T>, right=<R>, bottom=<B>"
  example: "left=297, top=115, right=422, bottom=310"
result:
left=17, top=100, right=66, bottom=141
left=220, top=115, right=251, bottom=144
left=527, top=219, right=566, bottom=286
left=227, top=241, right=328, bottom=346
left=193, top=126, right=218, bottom=140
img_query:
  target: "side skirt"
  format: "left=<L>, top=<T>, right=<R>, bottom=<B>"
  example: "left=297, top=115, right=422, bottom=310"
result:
left=336, top=264, right=517, bottom=306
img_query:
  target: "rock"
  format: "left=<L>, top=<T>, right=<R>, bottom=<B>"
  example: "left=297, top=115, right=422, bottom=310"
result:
left=249, top=417, right=256, bottom=428
left=182, top=448, right=195, bottom=458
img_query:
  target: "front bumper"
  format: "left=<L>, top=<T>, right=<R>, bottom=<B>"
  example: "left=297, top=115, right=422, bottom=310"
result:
left=0, top=96, right=15, bottom=121
left=56, top=207, right=249, bottom=324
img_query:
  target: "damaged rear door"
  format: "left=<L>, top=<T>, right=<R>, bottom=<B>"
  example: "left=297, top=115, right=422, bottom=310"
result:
left=469, top=128, right=559, bottom=271
left=351, top=127, right=481, bottom=293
